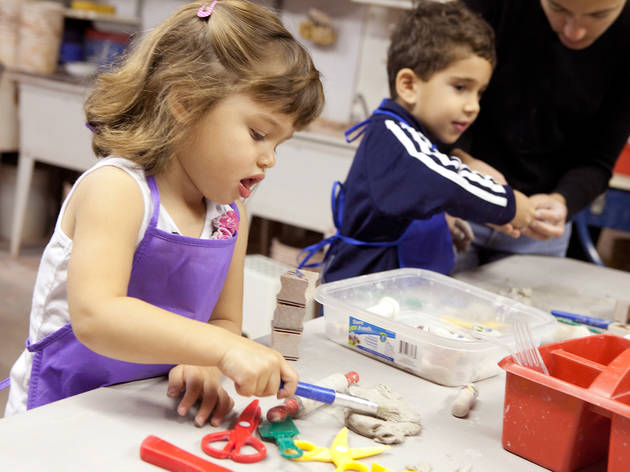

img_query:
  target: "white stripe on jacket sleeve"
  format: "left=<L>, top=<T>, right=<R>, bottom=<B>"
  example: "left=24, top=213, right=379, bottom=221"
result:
left=385, top=120, right=509, bottom=207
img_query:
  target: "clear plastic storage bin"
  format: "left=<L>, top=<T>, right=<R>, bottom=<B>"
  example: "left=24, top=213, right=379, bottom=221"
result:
left=315, top=268, right=556, bottom=386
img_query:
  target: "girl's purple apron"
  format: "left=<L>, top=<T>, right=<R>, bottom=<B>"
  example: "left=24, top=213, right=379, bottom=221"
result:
left=4, top=175, right=238, bottom=410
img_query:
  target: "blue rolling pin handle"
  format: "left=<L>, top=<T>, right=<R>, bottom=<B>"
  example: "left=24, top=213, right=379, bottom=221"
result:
left=294, top=382, right=337, bottom=404
left=551, top=310, right=613, bottom=330
left=279, top=381, right=337, bottom=405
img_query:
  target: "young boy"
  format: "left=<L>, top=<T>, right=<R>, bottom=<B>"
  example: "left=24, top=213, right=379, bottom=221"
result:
left=304, top=0, right=534, bottom=282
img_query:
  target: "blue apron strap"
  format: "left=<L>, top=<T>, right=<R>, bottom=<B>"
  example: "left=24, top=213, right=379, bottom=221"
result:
left=372, top=109, right=410, bottom=126
left=297, top=181, right=344, bottom=269
left=345, top=118, right=371, bottom=143
left=297, top=181, right=411, bottom=269
left=345, top=99, right=412, bottom=143
left=297, top=234, right=338, bottom=269
left=332, top=181, right=343, bottom=228
left=371, top=108, right=438, bottom=149
left=0, top=377, right=9, bottom=390
left=345, top=100, right=440, bottom=150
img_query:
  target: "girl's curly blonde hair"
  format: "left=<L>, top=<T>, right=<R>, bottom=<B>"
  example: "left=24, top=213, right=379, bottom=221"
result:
left=85, top=0, right=324, bottom=173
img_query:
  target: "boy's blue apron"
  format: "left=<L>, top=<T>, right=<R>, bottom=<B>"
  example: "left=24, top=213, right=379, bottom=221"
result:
left=3, top=175, right=238, bottom=410
left=298, top=102, right=454, bottom=275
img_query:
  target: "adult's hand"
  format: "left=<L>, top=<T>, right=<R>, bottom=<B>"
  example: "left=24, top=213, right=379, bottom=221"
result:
left=451, top=148, right=507, bottom=185
left=522, top=193, right=567, bottom=240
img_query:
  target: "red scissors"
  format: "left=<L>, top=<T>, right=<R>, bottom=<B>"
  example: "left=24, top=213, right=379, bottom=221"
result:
left=201, top=399, right=266, bottom=463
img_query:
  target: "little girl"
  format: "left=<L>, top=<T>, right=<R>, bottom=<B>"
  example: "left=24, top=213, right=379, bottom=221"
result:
left=3, top=0, right=324, bottom=426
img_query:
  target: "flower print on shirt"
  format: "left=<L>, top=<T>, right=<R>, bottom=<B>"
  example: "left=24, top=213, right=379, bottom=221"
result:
left=210, top=209, right=239, bottom=239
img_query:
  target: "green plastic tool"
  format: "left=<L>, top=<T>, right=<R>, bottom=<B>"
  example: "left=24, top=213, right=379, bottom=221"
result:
left=258, top=418, right=303, bottom=459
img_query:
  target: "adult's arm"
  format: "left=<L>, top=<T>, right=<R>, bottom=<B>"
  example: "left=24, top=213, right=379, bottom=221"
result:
left=554, top=68, right=630, bottom=218
left=463, top=0, right=630, bottom=219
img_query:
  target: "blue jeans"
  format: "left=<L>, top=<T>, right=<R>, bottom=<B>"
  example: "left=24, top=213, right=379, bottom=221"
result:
left=453, top=221, right=572, bottom=273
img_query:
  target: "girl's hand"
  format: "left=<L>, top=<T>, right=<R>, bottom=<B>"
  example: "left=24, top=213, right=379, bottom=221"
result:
left=167, top=365, right=234, bottom=427
left=218, top=337, right=298, bottom=398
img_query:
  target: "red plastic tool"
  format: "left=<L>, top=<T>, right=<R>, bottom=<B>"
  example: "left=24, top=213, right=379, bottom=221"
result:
left=140, top=435, right=234, bottom=472
left=201, top=399, right=266, bottom=463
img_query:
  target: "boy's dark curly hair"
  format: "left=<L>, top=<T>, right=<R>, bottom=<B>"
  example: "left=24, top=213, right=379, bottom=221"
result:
left=387, top=0, right=496, bottom=98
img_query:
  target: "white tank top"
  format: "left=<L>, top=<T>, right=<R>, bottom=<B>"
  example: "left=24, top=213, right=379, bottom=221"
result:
left=4, top=157, right=231, bottom=417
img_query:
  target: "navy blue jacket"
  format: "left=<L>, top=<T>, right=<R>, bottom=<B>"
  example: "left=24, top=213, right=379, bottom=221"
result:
left=460, top=0, right=630, bottom=218
left=322, top=99, right=516, bottom=283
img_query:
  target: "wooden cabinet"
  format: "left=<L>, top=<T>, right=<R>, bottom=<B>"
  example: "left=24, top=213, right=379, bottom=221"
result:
left=8, top=72, right=95, bottom=256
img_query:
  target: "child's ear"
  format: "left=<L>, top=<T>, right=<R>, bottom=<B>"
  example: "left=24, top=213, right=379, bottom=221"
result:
left=166, top=89, right=191, bottom=123
left=395, top=68, right=420, bottom=106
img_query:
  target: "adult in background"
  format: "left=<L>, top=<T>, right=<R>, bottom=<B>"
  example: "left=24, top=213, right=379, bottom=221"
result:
left=453, top=0, right=630, bottom=270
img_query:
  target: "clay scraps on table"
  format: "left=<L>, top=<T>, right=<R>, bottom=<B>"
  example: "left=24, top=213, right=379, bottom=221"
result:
left=344, top=384, right=421, bottom=444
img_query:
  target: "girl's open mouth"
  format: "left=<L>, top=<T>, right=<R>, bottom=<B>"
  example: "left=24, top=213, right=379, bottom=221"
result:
left=239, top=175, right=264, bottom=198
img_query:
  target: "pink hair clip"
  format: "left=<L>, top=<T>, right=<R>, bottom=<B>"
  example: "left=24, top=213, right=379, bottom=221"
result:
left=197, top=1, right=218, bottom=18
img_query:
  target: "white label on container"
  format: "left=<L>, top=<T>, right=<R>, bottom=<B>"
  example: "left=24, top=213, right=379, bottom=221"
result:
left=348, top=316, right=422, bottom=370
left=396, top=333, right=422, bottom=369
left=348, top=316, right=396, bottom=362
left=398, top=339, right=418, bottom=359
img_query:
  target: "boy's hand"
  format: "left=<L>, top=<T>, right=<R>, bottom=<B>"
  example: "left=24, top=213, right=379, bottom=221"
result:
left=510, top=190, right=535, bottom=229
left=167, top=365, right=234, bottom=427
left=218, top=336, right=299, bottom=399
left=487, top=222, right=521, bottom=238
left=445, top=214, right=474, bottom=253
left=522, top=193, right=567, bottom=240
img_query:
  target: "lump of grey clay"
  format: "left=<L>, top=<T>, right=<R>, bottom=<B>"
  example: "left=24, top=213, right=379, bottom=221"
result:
left=344, top=384, right=421, bottom=444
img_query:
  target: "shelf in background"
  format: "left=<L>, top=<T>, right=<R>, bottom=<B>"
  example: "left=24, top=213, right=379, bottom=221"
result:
left=350, top=0, right=412, bottom=9
left=64, top=8, right=140, bottom=26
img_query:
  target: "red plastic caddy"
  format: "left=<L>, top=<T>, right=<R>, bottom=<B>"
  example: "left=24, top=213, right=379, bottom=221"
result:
left=500, top=334, right=630, bottom=471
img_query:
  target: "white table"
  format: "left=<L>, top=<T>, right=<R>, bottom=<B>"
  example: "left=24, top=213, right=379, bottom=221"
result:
left=0, top=317, right=546, bottom=472
left=1, top=258, right=619, bottom=471
left=454, top=255, right=630, bottom=322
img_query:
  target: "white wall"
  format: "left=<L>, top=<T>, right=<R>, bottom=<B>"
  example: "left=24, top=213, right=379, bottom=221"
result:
left=106, top=0, right=141, bottom=19
left=123, top=0, right=403, bottom=124
left=353, top=5, right=402, bottom=113
left=278, top=0, right=367, bottom=123
left=139, top=0, right=187, bottom=29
